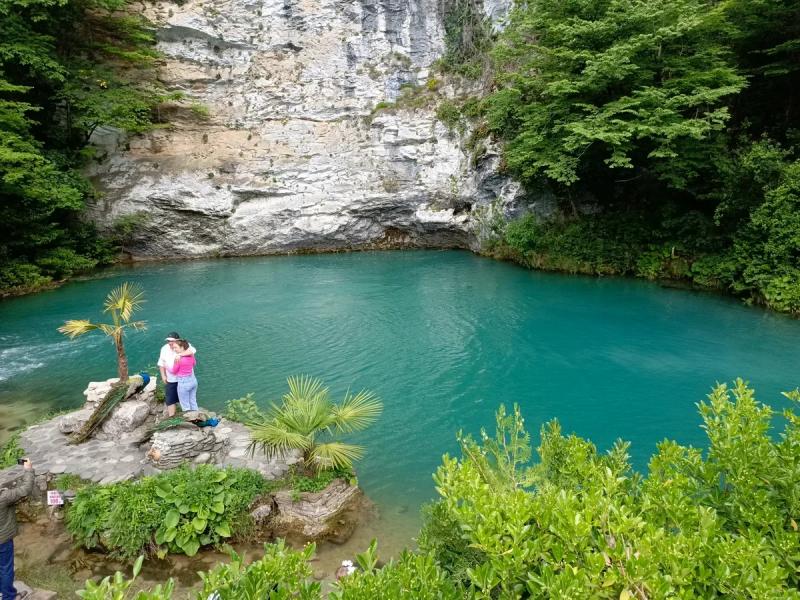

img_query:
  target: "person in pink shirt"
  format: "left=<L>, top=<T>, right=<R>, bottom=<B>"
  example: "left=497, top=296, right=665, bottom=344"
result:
left=168, top=339, right=198, bottom=411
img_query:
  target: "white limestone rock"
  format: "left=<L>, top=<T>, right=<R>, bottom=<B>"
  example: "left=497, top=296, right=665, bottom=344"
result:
left=100, top=400, right=151, bottom=437
left=86, top=0, right=525, bottom=258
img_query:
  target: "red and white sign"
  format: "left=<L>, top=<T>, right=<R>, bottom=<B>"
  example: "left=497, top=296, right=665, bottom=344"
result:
left=46, top=490, right=64, bottom=506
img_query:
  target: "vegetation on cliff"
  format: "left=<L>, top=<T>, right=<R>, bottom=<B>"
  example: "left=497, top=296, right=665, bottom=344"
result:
left=0, top=0, right=163, bottom=296
left=442, top=0, right=800, bottom=313
left=77, top=379, right=800, bottom=597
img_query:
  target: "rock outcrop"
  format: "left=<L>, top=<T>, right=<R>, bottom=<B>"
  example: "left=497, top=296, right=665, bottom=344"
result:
left=86, top=0, right=526, bottom=258
left=19, top=379, right=301, bottom=486
left=255, top=478, right=365, bottom=543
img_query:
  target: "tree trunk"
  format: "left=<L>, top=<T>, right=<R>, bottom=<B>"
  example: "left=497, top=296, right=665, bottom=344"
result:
left=115, top=338, right=129, bottom=381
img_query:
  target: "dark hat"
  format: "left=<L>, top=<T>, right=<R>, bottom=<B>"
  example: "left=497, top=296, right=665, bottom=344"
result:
left=165, top=331, right=181, bottom=341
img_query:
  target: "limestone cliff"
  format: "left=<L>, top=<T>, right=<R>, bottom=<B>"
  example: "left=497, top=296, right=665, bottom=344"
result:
left=86, top=0, right=524, bottom=258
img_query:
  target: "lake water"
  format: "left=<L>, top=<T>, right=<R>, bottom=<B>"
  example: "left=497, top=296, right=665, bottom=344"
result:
left=2, top=250, right=799, bottom=552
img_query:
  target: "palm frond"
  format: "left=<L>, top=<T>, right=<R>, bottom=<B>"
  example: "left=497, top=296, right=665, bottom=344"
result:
left=96, top=323, right=119, bottom=337
left=104, top=282, right=145, bottom=322
left=310, top=442, right=364, bottom=471
left=285, top=375, right=328, bottom=405
left=279, top=376, right=335, bottom=434
left=58, top=320, right=100, bottom=338
left=125, top=320, right=148, bottom=332
left=248, top=421, right=311, bottom=459
left=331, top=389, right=383, bottom=433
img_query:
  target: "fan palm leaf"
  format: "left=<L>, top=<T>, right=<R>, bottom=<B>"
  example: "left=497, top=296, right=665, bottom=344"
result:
left=58, top=320, right=101, bottom=338
left=331, top=389, right=383, bottom=433
left=309, top=442, right=365, bottom=471
left=248, top=421, right=311, bottom=459
left=104, top=282, right=145, bottom=321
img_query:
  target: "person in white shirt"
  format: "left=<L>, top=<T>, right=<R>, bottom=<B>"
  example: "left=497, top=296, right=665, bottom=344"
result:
left=157, top=331, right=197, bottom=416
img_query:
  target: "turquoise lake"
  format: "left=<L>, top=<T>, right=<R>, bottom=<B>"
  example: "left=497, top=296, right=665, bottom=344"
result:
left=2, top=250, right=799, bottom=545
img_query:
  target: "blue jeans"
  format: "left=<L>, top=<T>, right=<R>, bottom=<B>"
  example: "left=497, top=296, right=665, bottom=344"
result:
left=0, top=538, right=16, bottom=600
left=177, top=375, right=198, bottom=411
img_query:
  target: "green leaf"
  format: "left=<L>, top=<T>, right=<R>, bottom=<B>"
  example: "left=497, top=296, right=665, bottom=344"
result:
left=214, top=522, right=231, bottom=537
left=164, top=509, right=180, bottom=529
left=180, top=537, right=200, bottom=557
left=192, top=517, right=207, bottom=532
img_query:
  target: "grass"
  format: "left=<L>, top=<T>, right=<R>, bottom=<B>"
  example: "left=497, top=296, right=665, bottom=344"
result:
left=15, top=560, right=80, bottom=599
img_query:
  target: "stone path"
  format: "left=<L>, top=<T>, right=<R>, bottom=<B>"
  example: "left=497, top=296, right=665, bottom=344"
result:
left=15, top=581, right=56, bottom=599
left=19, top=413, right=300, bottom=485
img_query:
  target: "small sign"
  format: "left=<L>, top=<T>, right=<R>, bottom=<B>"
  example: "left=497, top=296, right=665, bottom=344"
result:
left=47, top=490, right=64, bottom=506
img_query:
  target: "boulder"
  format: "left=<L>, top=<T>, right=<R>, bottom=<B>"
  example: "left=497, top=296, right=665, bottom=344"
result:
left=58, top=408, right=93, bottom=434
left=249, top=496, right=275, bottom=526
left=100, top=400, right=150, bottom=437
left=270, top=479, right=364, bottom=542
left=148, top=427, right=219, bottom=469
left=83, top=376, right=157, bottom=411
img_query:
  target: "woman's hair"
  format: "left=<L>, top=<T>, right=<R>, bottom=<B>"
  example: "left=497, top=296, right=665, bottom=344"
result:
left=176, top=339, right=189, bottom=350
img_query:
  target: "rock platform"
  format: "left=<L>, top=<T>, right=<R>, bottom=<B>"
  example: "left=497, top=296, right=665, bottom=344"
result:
left=16, top=378, right=301, bottom=487
left=6, top=378, right=358, bottom=547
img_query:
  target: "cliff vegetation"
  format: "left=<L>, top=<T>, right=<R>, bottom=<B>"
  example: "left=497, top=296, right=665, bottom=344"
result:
left=462, top=0, right=800, bottom=314
left=0, top=0, right=165, bottom=296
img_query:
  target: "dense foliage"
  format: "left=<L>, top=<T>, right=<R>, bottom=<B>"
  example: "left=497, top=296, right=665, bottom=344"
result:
left=76, top=380, right=800, bottom=598
left=0, top=0, right=162, bottom=295
left=66, top=465, right=268, bottom=558
left=476, top=0, right=800, bottom=313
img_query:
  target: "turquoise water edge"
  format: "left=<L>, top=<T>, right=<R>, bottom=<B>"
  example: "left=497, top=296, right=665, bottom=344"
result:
left=2, top=250, right=799, bottom=550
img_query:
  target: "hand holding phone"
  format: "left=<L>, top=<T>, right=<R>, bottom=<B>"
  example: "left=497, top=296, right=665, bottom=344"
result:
left=17, top=458, right=31, bottom=469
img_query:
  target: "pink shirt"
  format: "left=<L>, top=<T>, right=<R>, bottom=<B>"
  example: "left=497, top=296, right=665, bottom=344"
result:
left=168, top=355, right=196, bottom=377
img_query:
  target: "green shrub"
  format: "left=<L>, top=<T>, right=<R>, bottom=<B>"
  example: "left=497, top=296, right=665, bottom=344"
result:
left=0, top=433, right=24, bottom=468
left=76, top=556, right=173, bottom=600
left=417, top=501, right=484, bottom=587
left=66, top=466, right=268, bottom=558
left=332, top=541, right=460, bottom=599
left=0, top=263, right=52, bottom=294
left=431, top=380, right=800, bottom=597
left=35, top=248, right=97, bottom=279
left=198, top=541, right=319, bottom=599
left=224, top=392, right=264, bottom=423
left=435, top=100, right=463, bottom=133
left=290, top=466, right=355, bottom=493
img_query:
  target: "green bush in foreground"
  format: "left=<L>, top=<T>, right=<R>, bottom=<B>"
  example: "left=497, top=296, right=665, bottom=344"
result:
left=77, top=380, right=800, bottom=598
left=66, top=465, right=267, bottom=558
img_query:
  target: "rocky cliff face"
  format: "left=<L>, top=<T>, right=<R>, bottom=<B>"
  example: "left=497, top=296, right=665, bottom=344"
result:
left=87, top=0, right=524, bottom=258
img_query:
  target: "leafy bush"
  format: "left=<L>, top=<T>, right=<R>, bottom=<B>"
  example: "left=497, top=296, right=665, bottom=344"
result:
left=331, top=541, right=459, bottom=599
left=198, top=541, right=319, bottom=599
left=435, top=101, right=463, bottom=133
left=66, top=466, right=267, bottom=558
left=224, top=393, right=264, bottom=423
left=0, top=433, right=24, bottom=468
left=431, top=380, right=800, bottom=597
left=77, top=556, right=173, bottom=600
left=290, top=466, right=355, bottom=493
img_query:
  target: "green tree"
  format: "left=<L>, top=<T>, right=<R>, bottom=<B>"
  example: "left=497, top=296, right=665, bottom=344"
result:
left=58, top=282, right=146, bottom=380
left=248, top=375, right=383, bottom=474
left=0, top=0, right=162, bottom=295
left=485, top=0, right=745, bottom=190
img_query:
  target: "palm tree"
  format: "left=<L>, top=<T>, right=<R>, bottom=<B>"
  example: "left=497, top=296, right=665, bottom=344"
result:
left=58, top=282, right=146, bottom=381
left=248, top=375, right=383, bottom=474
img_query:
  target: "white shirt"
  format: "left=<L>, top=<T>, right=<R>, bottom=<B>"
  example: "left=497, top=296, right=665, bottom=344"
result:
left=158, top=343, right=197, bottom=383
